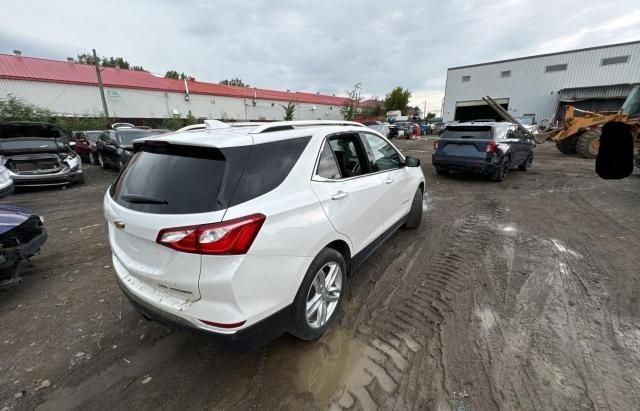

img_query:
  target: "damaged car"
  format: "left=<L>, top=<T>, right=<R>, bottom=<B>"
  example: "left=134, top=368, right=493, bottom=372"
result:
left=0, top=205, right=47, bottom=289
left=96, top=128, right=155, bottom=170
left=0, top=122, right=84, bottom=187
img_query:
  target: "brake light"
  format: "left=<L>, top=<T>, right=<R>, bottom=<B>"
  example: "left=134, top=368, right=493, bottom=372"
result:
left=156, top=214, right=266, bottom=255
left=486, top=142, right=498, bottom=153
left=433, top=140, right=439, bottom=150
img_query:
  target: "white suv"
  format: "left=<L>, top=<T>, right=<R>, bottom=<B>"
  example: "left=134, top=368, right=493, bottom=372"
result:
left=104, top=120, right=425, bottom=344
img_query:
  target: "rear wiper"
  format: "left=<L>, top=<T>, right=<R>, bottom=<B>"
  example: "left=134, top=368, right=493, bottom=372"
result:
left=121, top=194, right=168, bottom=205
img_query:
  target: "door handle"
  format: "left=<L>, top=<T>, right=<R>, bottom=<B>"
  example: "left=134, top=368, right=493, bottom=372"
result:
left=384, top=177, right=394, bottom=184
left=331, top=191, right=349, bottom=200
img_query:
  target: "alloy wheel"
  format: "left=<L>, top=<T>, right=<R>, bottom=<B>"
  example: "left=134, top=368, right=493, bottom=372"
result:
left=305, top=262, right=342, bottom=329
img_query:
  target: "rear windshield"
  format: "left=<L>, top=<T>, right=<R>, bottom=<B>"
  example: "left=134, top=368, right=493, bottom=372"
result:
left=110, top=144, right=249, bottom=214
left=110, top=137, right=310, bottom=214
left=441, top=127, right=493, bottom=140
left=85, top=132, right=102, bottom=142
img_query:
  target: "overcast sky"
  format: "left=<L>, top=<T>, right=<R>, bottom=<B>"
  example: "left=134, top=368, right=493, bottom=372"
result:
left=2, top=0, right=640, bottom=114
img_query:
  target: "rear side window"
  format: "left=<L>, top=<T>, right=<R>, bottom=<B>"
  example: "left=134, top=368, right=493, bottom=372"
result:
left=441, top=127, right=492, bottom=140
left=316, top=142, right=341, bottom=179
left=229, top=136, right=310, bottom=206
left=110, top=144, right=249, bottom=214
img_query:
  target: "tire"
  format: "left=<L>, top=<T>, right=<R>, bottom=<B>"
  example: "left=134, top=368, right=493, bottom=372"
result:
left=403, top=188, right=423, bottom=229
left=289, top=248, right=346, bottom=341
left=576, top=128, right=601, bottom=159
left=98, top=153, right=106, bottom=169
left=76, top=174, right=86, bottom=185
left=492, top=156, right=510, bottom=182
left=435, top=168, right=449, bottom=176
left=555, top=135, right=578, bottom=154
left=518, top=152, right=533, bottom=171
left=89, top=152, right=97, bottom=166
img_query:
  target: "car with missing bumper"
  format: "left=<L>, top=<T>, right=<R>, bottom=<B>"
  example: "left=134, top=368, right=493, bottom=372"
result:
left=432, top=122, right=534, bottom=181
left=0, top=122, right=84, bottom=187
left=0, top=205, right=47, bottom=289
left=104, top=120, right=425, bottom=345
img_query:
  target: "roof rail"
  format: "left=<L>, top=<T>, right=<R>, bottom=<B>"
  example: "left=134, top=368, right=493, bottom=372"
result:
left=248, top=120, right=364, bottom=134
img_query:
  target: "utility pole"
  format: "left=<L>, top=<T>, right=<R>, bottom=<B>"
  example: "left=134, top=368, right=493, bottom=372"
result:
left=423, top=100, right=427, bottom=119
left=93, top=49, right=110, bottom=120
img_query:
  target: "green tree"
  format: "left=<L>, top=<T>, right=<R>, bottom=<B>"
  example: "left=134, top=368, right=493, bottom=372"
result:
left=383, top=87, right=412, bottom=114
left=161, top=115, right=183, bottom=131
left=0, top=94, right=51, bottom=122
left=281, top=101, right=296, bottom=121
left=75, top=54, right=145, bottom=71
left=340, top=83, right=362, bottom=121
left=165, top=70, right=189, bottom=80
left=426, top=112, right=436, bottom=120
left=220, top=78, right=250, bottom=87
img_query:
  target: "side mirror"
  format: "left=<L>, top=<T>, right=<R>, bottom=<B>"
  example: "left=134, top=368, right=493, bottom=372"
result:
left=405, top=156, right=421, bottom=167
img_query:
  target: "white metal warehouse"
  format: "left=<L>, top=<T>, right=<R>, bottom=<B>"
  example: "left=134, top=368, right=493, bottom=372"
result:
left=442, top=40, right=640, bottom=124
left=0, top=53, right=352, bottom=123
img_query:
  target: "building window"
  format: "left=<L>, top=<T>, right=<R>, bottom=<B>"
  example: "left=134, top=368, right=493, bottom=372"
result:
left=545, top=64, right=568, bottom=73
left=601, top=55, right=629, bottom=66
left=462, top=75, right=471, bottom=82
left=501, top=70, right=511, bottom=78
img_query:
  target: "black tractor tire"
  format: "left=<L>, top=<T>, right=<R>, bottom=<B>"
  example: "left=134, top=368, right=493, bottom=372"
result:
left=288, top=248, right=347, bottom=341
left=556, top=135, right=579, bottom=154
left=576, top=128, right=601, bottom=159
left=518, top=152, right=533, bottom=171
left=403, top=188, right=423, bottom=229
left=492, top=156, right=511, bottom=182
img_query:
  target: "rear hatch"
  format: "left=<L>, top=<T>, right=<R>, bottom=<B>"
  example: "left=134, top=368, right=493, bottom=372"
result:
left=435, top=126, right=493, bottom=159
left=104, top=142, right=251, bottom=301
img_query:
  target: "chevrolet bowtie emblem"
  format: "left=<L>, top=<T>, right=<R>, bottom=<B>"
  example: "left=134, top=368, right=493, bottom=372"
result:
left=113, top=220, right=125, bottom=230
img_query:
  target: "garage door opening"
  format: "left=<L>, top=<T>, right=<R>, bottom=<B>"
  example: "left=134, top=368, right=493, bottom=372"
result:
left=454, top=98, right=509, bottom=122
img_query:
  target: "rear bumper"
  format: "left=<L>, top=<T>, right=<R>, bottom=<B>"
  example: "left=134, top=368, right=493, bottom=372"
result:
left=432, top=155, right=497, bottom=174
left=113, top=251, right=311, bottom=348
left=118, top=278, right=291, bottom=349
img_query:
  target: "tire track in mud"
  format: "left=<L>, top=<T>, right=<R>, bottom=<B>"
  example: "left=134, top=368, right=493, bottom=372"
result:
left=329, top=200, right=507, bottom=410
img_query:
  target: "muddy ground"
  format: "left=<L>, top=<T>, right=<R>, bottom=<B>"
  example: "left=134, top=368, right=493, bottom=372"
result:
left=1, top=139, right=639, bottom=411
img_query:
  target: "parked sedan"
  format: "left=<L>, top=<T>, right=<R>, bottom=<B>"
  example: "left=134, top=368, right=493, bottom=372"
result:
left=0, top=122, right=84, bottom=187
left=72, top=130, right=103, bottom=165
left=96, top=128, right=155, bottom=170
left=0, top=205, right=47, bottom=289
left=432, top=122, right=534, bottom=181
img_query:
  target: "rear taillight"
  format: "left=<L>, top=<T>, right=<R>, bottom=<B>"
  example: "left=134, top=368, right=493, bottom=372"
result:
left=433, top=140, right=439, bottom=150
left=486, top=142, right=498, bottom=153
left=156, top=214, right=266, bottom=255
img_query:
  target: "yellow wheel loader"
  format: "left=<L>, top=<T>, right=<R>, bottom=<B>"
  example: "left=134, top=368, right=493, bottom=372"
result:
left=535, top=85, right=640, bottom=158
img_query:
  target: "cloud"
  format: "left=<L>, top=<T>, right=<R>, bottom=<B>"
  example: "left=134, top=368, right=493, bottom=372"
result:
left=1, top=0, right=638, bottom=115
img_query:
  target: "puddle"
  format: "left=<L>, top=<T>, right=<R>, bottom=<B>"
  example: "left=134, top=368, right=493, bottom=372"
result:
left=264, top=329, right=363, bottom=408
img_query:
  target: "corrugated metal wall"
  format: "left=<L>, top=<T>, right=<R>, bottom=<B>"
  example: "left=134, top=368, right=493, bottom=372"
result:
left=0, top=79, right=344, bottom=121
left=443, top=42, right=640, bottom=122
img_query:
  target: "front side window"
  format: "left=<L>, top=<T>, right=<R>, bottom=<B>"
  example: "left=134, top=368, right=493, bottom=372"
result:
left=327, top=134, right=366, bottom=178
left=361, top=133, right=401, bottom=171
left=316, top=141, right=341, bottom=179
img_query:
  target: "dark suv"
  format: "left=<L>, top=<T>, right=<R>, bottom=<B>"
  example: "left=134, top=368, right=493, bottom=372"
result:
left=96, top=128, right=154, bottom=170
left=432, top=122, right=534, bottom=181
